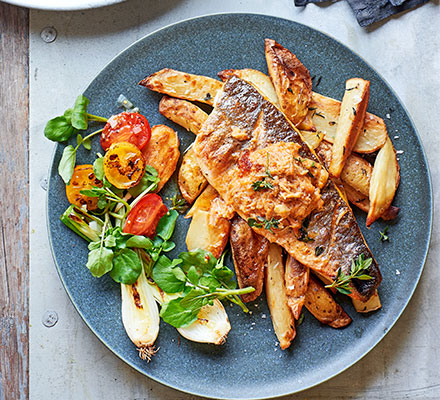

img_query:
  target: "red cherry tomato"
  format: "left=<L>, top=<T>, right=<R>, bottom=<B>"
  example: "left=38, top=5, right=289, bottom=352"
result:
left=101, top=112, right=151, bottom=151
left=123, top=193, right=168, bottom=238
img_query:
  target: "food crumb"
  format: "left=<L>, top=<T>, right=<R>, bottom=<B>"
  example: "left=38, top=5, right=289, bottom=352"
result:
left=249, top=311, right=253, bottom=315
left=396, top=150, right=404, bottom=154
left=394, top=135, right=399, bottom=139
left=396, top=269, right=401, bottom=275
left=251, top=322, right=256, bottom=326
left=261, top=314, right=267, bottom=319
left=386, top=113, right=391, bottom=119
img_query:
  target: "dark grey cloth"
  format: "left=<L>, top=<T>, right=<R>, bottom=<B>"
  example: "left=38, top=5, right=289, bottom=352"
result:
left=294, top=0, right=430, bottom=26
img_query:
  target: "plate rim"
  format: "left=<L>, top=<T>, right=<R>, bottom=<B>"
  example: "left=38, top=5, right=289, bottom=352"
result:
left=45, top=12, right=434, bottom=399
left=2, top=0, right=125, bottom=11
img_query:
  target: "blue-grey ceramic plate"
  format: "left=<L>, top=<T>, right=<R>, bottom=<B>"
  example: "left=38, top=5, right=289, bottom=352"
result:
left=47, top=14, right=432, bottom=399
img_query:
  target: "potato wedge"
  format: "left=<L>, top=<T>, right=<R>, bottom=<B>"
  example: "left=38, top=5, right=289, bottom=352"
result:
left=141, top=124, right=179, bottom=192
left=308, top=92, right=387, bottom=153
left=367, top=137, right=400, bottom=226
left=185, top=184, right=217, bottom=217
left=218, top=68, right=280, bottom=107
left=185, top=185, right=230, bottom=258
left=304, top=275, right=352, bottom=328
left=159, top=96, right=208, bottom=135
left=329, top=78, right=370, bottom=178
left=344, top=184, right=400, bottom=220
left=265, top=38, right=312, bottom=126
left=299, top=130, right=324, bottom=150
left=230, top=215, right=269, bottom=303
left=316, top=140, right=372, bottom=197
left=285, top=256, right=309, bottom=320
left=352, top=290, right=382, bottom=313
left=266, top=244, right=296, bottom=349
left=178, top=146, right=208, bottom=204
left=139, top=68, right=222, bottom=106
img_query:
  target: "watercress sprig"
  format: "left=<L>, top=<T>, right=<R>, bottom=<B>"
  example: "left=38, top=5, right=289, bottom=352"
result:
left=153, top=249, right=255, bottom=328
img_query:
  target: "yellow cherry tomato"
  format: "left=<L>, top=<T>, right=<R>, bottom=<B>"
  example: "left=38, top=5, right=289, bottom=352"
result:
left=66, top=164, right=102, bottom=211
left=103, top=141, right=146, bottom=189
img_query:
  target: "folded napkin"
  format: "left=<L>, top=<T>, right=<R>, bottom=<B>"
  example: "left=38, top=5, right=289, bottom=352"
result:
left=294, top=0, right=430, bottom=26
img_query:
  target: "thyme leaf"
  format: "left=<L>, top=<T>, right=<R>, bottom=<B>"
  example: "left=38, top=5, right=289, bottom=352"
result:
left=379, top=226, right=390, bottom=242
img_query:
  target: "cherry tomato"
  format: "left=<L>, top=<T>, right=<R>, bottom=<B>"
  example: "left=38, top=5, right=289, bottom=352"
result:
left=103, top=141, right=146, bottom=189
left=66, top=164, right=102, bottom=211
left=123, top=193, right=168, bottom=237
left=101, top=112, right=151, bottom=151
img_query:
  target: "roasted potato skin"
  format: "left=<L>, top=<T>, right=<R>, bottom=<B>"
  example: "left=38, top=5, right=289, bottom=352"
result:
left=140, top=68, right=222, bottom=106
left=344, top=184, right=400, bottom=221
left=265, top=38, right=312, bottom=127
left=178, top=146, right=208, bottom=204
left=159, top=96, right=208, bottom=135
left=285, top=256, right=309, bottom=320
left=218, top=68, right=280, bottom=107
left=329, top=78, right=370, bottom=178
left=367, top=137, right=400, bottom=226
left=230, top=215, right=269, bottom=303
left=141, top=124, right=180, bottom=192
left=304, top=275, right=352, bottom=328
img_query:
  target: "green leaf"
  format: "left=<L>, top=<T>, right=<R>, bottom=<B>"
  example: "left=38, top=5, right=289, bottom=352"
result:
left=153, top=255, right=185, bottom=293
left=58, top=145, right=76, bottom=184
left=179, top=288, right=207, bottom=309
left=88, top=241, right=100, bottom=251
left=125, top=235, right=154, bottom=249
left=160, top=297, right=200, bottom=328
left=104, top=235, right=116, bottom=248
left=109, top=248, right=142, bottom=284
left=97, top=198, right=107, bottom=209
left=71, top=95, right=90, bottom=130
left=128, top=165, right=160, bottom=198
left=86, top=247, right=114, bottom=278
left=156, top=210, right=179, bottom=241
left=172, top=267, right=186, bottom=282
left=93, top=157, right=104, bottom=180
left=63, top=108, right=73, bottom=123
left=82, top=138, right=92, bottom=151
left=187, top=266, right=201, bottom=286
left=336, top=287, right=352, bottom=295
left=76, top=133, right=83, bottom=146
left=356, top=274, right=373, bottom=280
left=44, top=116, right=76, bottom=142
left=212, top=265, right=234, bottom=284
left=162, top=241, right=176, bottom=252
left=179, top=249, right=217, bottom=274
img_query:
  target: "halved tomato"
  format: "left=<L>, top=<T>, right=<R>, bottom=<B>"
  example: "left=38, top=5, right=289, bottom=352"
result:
left=66, top=164, right=102, bottom=210
left=101, top=112, right=151, bottom=151
left=103, top=141, right=146, bottom=189
left=123, top=193, right=168, bottom=237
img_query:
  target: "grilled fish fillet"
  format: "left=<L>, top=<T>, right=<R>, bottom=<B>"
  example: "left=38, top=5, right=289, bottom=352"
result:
left=194, top=76, right=381, bottom=301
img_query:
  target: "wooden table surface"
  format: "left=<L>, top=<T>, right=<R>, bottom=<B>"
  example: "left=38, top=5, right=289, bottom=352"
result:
left=1, top=1, right=439, bottom=399
left=0, top=4, right=29, bottom=399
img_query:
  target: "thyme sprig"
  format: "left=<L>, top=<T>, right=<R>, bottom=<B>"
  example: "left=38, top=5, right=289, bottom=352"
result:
left=325, top=254, right=373, bottom=295
left=247, top=216, right=280, bottom=233
left=251, top=153, right=274, bottom=191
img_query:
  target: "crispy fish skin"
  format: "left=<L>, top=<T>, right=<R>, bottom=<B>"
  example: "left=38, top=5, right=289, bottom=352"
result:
left=194, top=76, right=381, bottom=301
left=230, top=215, right=269, bottom=303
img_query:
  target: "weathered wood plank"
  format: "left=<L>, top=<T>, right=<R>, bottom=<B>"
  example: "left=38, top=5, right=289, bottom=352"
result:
left=0, top=4, right=29, bottom=400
